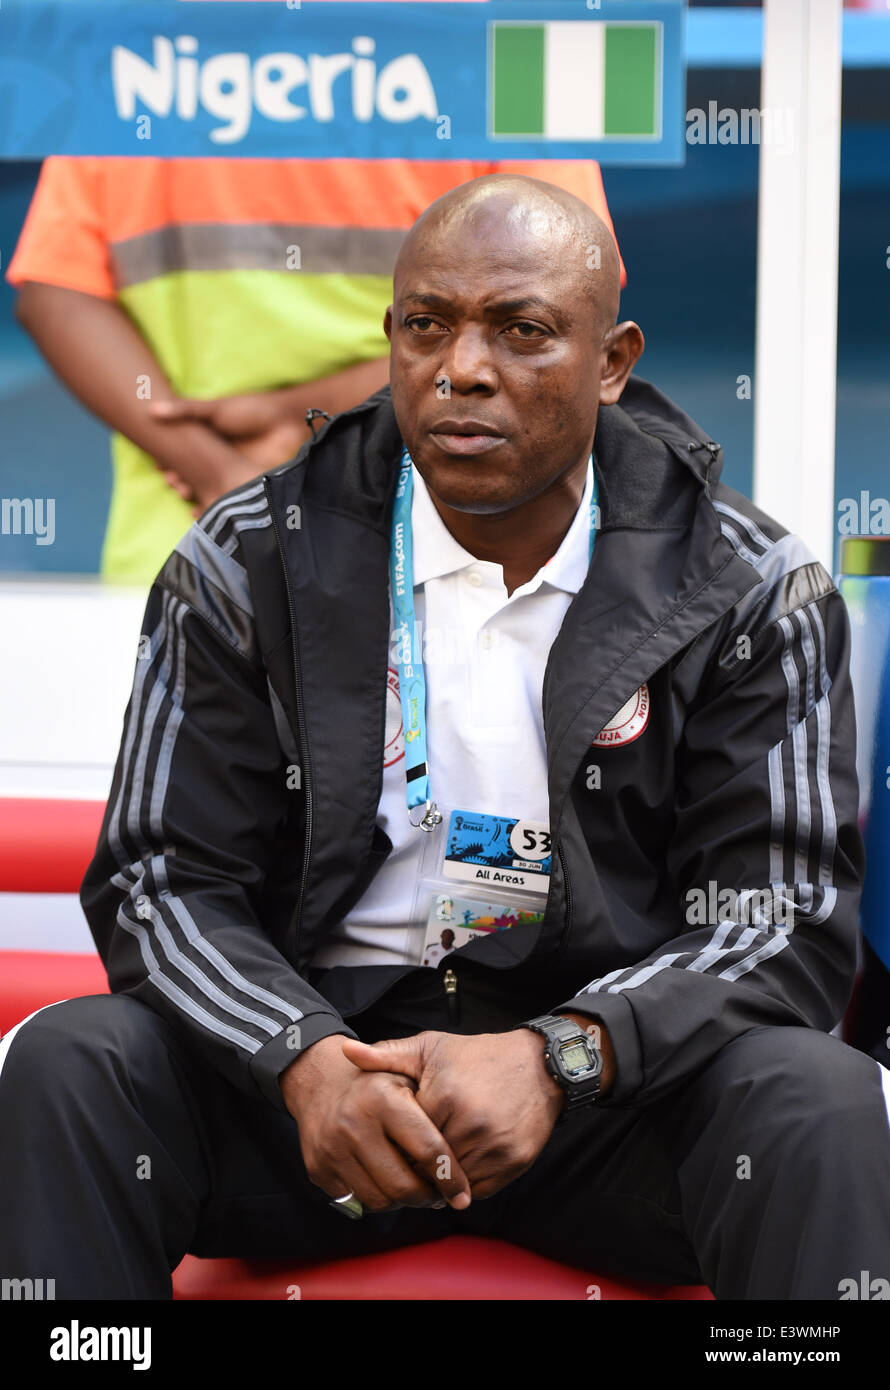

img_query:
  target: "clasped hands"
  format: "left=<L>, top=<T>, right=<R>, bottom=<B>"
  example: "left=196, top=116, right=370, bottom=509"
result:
left=280, top=1015, right=612, bottom=1215
left=149, top=391, right=313, bottom=516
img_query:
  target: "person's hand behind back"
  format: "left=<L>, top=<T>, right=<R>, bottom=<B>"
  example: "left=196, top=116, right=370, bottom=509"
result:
left=152, top=391, right=312, bottom=471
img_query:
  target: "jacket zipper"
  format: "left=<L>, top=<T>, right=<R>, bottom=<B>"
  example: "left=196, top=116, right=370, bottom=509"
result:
left=555, top=842, right=575, bottom=959
left=443, top=967, right=459, bottom=1026
left=265, top=477, right=313, bottom=959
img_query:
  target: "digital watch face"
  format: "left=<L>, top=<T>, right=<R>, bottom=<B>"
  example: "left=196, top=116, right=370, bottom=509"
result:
left=559, top=1040, right=593, bottom=1075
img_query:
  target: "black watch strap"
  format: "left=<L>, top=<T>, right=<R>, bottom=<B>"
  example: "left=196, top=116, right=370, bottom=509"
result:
left=520, top=1013, right=603, bottom=1119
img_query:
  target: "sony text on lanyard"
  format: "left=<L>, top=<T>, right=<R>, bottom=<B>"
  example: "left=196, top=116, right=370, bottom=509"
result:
left=389, top=447, right=599, bottom=831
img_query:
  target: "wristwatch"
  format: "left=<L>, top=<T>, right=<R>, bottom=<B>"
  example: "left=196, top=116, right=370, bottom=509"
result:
left=519, top=1014, right=603, bottom=1120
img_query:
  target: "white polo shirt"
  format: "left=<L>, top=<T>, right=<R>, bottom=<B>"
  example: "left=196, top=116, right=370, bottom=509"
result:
left=310, top=457, right=594, bottom=970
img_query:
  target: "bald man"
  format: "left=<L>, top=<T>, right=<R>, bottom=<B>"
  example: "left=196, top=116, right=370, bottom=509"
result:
left=2, top=176, right=889, bottom=1302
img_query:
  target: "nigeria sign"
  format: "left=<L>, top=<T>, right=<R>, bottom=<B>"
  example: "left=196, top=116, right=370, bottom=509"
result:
left=0, top=0, right=685, bottom=162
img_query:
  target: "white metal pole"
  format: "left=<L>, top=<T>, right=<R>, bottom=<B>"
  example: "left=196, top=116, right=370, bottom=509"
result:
left=752, top=0, right=843, bottom=569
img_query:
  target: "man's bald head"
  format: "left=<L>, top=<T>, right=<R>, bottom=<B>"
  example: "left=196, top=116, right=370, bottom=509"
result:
left=394, top=173, right=621, bottom=341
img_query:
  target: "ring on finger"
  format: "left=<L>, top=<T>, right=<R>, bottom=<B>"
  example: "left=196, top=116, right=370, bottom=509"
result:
left=329, top=1191, right=364, bottom=1220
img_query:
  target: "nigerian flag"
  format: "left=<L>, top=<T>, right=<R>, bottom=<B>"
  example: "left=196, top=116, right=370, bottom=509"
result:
left=491, top=21, right=660, bottom=140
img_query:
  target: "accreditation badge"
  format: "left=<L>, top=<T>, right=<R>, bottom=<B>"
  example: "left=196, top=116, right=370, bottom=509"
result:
left=442, top=809, right=552, bottom=892
left=412, top=809, right=549, bottom=968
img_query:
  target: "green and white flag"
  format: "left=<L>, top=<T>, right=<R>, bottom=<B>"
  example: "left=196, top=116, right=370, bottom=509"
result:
left=491, top=21, right=660, bottom=140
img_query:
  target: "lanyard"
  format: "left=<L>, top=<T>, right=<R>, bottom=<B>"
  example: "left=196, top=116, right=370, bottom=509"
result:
left=390, top=446, right=599, bottom=831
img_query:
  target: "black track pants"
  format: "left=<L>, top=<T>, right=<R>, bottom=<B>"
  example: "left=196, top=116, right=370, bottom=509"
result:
left=1, top=968, right=889, bottom=1300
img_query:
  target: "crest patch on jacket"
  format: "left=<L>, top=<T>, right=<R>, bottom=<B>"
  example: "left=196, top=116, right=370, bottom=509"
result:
left=591, top=684, right=650, bottom=747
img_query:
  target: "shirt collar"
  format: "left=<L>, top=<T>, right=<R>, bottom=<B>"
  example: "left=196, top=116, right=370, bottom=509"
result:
left=410, top=456, right=594, bottom=596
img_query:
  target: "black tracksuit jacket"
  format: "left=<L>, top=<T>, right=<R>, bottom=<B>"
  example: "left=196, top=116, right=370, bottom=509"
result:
left=80, top=376, right=865, bottom=1114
